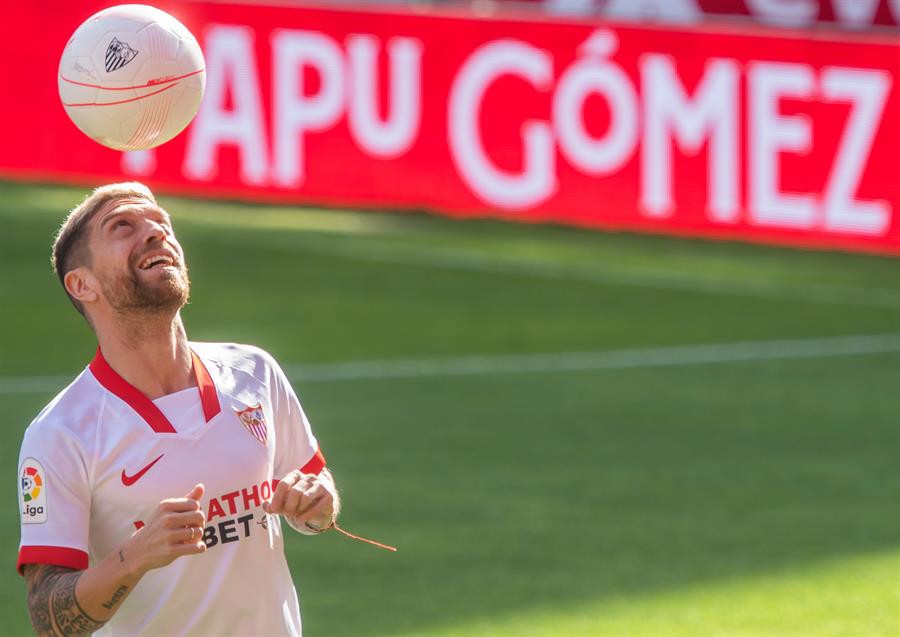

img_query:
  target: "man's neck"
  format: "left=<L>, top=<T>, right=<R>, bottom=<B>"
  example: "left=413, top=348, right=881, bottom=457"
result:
left=96, top=312, right=195, bottom=400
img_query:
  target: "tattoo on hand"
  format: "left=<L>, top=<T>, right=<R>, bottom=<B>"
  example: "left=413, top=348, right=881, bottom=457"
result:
left=24, top=564, right=107, bottom=637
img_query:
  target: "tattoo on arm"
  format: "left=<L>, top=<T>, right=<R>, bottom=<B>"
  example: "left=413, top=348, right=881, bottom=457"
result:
left=24, top=564, right=127, bottom=637
left=101, top=586, right=128, bottom=611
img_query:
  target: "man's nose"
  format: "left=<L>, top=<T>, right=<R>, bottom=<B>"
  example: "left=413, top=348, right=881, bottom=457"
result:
left=142, top=219, right=168, bottom=242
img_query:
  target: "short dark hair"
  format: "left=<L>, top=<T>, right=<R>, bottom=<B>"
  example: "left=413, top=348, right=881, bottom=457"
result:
left=51, top=182, right=157, bottom=316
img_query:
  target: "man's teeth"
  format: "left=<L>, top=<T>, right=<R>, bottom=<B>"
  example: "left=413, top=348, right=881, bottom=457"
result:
left=139, top=255, right=174, bottom=269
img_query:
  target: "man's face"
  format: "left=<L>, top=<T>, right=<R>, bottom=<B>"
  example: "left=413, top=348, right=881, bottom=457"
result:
left=86, top=196, right=190, bottom=314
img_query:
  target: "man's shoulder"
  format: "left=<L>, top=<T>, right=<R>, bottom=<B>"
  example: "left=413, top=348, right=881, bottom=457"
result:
left=25, top=369, right=103, bottom=444
left=190, top=341, right=283, bottom=385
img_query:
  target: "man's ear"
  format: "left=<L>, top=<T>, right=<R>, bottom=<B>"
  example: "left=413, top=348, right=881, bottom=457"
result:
left=64, top=267, right=100, bottom=305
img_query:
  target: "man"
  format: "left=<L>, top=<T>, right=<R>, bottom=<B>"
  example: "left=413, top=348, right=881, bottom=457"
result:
left=17, top=182, right=339, bottom=636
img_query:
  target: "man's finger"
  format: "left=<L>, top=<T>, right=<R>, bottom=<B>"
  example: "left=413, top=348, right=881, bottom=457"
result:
left=268, top=479, right=292, bottom=513
left=160, top=497, right=202, bottom=513
left=283, top=483, right=305, bottom=515
left=293, top=492, right=330, bottom=524
left=266, top=473, right=299, bottom=513
left=170, top=526, right=201, bottom=544
left=293, top=484, right=327, bottom=517
left=185, top=483, right=205, bottom=501
left=164, top=510, right=205, bottom=529
left=171, top=540, right=207, bottom=557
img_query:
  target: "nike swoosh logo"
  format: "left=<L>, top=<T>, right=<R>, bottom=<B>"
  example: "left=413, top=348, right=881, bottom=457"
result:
left=121, top=453, right=165, bottom=486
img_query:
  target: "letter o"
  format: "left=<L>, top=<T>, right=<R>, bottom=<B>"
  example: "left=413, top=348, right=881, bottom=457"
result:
left=553, top=57, right=639, bottom=175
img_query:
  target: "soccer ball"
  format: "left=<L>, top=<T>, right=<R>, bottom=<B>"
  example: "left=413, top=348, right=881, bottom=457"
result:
left=58, top=4, right=205, bottom=151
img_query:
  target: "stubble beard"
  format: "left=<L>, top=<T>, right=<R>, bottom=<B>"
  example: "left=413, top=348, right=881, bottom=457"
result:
left=104, top=261, right=191, bottom=316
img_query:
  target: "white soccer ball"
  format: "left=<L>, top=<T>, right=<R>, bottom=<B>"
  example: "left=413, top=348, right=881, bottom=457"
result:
left=58, top=4, right=205, bottom=151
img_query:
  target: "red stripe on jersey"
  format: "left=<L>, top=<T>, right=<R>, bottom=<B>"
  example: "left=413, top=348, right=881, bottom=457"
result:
left=89, top=348, right=221, bottom=433
left=191, top=350, right=221, bottom=422
left=90, top=349, right=176, bottom=433
left=300, top=449, right=326, bottom=475
left=17, top=546, right=89, bottom=576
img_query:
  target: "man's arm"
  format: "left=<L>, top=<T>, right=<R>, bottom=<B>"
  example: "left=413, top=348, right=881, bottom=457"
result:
left=25, top=565, right=101, bottom=637
left=24, top=557, right=136, bottom=637
left=23, top=484, right=207, bottom=637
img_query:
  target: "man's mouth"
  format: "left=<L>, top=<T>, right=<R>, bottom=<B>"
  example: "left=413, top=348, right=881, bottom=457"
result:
left=138, top=254, right=177, bottom=270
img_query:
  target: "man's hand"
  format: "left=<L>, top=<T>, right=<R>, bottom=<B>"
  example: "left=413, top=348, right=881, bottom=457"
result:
left=24, top=484, right=208, bottom=637
left=264, top=470, right=337, bottom=531
left=123, top=483, right=207, bottom=576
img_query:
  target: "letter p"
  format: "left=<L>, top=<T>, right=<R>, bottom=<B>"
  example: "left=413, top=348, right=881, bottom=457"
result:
left=272, top=30, right=346, bottom=187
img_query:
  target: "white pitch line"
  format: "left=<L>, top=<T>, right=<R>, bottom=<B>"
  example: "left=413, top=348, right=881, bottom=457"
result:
left=282, top=333, right=900, bottom=382
left=0, top=375, right=75, bottom=396
left=3, top=334, right=899, bottom=396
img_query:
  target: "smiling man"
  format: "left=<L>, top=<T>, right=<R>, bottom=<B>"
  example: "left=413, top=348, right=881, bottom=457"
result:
left=17, top=183, right=339, bottom=636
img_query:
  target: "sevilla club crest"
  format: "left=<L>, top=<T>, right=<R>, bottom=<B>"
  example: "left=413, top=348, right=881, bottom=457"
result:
left=105, top=37, right=139, bottom=73
left=236, top=404, right=268, bottom=445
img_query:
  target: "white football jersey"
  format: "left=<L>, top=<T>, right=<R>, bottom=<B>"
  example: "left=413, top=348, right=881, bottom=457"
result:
left=17, top=342, right=326, bottom=636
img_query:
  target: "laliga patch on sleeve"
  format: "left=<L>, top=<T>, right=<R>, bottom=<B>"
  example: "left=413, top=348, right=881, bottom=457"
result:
left=20, top=458, right=47, bottom=524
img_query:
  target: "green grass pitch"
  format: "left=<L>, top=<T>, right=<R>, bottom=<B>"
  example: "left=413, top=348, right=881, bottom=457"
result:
left=0, top=180, right=898, bottom=636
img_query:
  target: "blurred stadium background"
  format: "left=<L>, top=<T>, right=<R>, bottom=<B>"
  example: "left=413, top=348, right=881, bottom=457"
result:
left=2, top=1, right=900, bottom=635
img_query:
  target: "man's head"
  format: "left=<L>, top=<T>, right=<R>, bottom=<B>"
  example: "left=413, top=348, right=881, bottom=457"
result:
left=52, top=183, right=190, bottom=325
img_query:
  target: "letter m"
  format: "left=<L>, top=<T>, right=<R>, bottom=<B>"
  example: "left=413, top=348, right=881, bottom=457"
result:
left=640, top=55, right=739, bottom=221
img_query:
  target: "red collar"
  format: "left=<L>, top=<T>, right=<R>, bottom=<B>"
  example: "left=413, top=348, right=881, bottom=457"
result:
left=89, top=347, right=221, bottom=433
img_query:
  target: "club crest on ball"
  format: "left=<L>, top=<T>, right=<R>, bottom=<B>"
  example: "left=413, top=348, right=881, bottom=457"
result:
left=105, top=37, right=138, bottom=73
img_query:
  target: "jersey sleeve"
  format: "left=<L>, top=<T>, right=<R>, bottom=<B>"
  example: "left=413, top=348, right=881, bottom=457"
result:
left=269, top=356, right=326, bottom=478
left=16, top=424, right=91, bottom=575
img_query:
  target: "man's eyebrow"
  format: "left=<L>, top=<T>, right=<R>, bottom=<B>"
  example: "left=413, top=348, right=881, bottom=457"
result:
left=98, top=205, right=170, bottom=228
left=99, top=210, right=128, bottom=229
